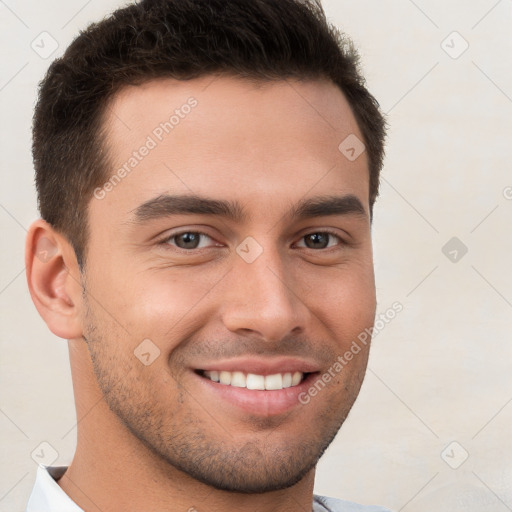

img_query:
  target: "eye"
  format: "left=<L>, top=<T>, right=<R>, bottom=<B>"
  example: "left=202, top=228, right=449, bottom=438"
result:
left=296, top=231, right=343, bottom=250
left=164, top=231, right=218, bottom=250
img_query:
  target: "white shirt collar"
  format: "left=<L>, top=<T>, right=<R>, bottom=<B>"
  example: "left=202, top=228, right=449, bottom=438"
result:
left=26, top=465, right=83, bottom=512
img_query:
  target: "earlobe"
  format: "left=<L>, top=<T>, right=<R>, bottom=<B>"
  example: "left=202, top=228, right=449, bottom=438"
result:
left=25, top=220, right=84, bottom=340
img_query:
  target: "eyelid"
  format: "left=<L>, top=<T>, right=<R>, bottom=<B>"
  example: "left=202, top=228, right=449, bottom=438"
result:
left=294, top=228, right=346, bottom=245
left=155, top=227, right=348, bottom=251
left=158, top=228, right=223, bottom=250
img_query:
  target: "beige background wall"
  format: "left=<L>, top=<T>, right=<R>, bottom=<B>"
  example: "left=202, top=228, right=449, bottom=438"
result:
left=1, top=1, right=511, bottom=510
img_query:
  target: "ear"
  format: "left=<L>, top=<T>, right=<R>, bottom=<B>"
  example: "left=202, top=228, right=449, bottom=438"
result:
left=25, top=219, right=84, bottom=340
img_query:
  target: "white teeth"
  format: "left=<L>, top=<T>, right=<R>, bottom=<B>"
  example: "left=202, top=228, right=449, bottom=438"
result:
left=203, top=370, right=305, bottom=390
left=291, top=371, right=302, bottom=386
left=246, top=374, right=265, bottom=390
left=265, top=373, right=283, bottom=390
left=219, top=371, right=232, bottom=385
left=230, top=371, right=246, bottom=388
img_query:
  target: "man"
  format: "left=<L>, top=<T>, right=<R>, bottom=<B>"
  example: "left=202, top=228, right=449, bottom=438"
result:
left=25, top=0, right=390, bottom=510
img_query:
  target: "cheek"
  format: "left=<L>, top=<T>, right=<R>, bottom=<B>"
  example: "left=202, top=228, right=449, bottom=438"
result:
left=296, top=260, right=376, bottom=333
left=104, top=267, right=223, bottom=343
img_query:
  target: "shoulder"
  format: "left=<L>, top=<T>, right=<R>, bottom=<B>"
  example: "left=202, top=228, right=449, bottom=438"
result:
left=313, top=494, right=394, bottom=512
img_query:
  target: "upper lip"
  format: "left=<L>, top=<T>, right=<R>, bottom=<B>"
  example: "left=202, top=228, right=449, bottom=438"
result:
left=194, top=356, right=321, bottom=376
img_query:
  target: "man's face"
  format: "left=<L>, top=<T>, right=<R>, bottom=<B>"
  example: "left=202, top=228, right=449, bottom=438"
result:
left=81, top=76, right=376, bottom=492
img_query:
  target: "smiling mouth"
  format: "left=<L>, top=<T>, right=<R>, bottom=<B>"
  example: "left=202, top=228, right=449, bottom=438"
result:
left=196, top=370, right=310, bottom=391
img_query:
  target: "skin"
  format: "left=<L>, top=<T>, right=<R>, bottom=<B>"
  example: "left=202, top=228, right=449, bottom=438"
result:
left=26, top=76, right=376, bottom=512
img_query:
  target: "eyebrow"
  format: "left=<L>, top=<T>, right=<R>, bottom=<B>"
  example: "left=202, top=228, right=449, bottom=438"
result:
left=131, top=194, right=247, bottom=223
left=130, top=193, right=367, bottom=223
left=291, top=194, right=367, bottom=220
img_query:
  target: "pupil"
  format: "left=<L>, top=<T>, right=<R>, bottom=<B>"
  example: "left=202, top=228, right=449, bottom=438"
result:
left=306, top=233, right=328, bottom=249
left=177, top=232, right=199, bottom=249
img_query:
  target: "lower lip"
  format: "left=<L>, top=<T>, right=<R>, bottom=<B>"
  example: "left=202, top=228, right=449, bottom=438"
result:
left=194, top=372, right=319, bottom=417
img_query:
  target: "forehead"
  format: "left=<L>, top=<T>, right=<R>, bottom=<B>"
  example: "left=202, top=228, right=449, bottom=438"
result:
left=95, top=76, right=369, bottom=222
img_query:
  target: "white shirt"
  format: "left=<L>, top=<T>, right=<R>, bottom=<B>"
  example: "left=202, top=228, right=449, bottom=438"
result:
left=26, top=465, right=392, bottom=512
left=26, top=466, right=83, bottom=511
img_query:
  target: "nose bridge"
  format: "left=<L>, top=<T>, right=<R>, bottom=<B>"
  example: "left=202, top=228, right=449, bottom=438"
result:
left=220, top=243, right=307, bottom=341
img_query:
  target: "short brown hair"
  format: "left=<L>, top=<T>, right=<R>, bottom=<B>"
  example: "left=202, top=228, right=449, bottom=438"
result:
left=33, top=0, right=386, bottom=268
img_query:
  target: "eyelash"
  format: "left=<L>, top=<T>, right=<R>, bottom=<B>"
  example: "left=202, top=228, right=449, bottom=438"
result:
left=158, top=229, right=346, bottom=251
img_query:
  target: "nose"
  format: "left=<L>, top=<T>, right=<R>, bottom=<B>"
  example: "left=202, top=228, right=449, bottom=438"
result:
left=220, top=248, right=310, bottom=343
